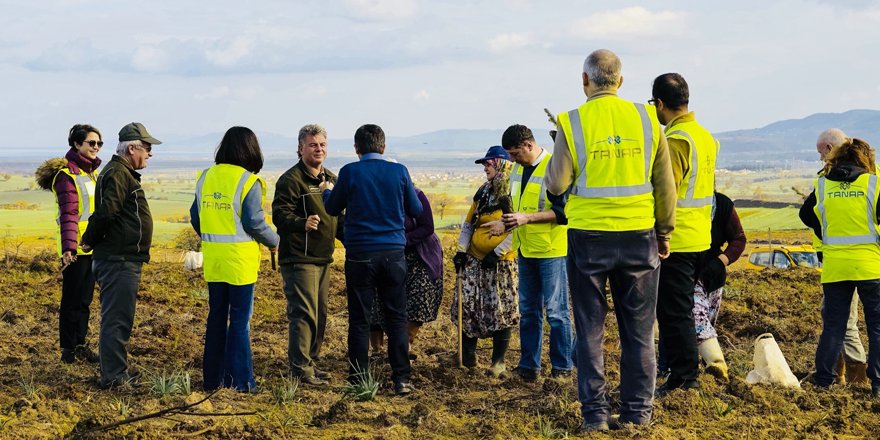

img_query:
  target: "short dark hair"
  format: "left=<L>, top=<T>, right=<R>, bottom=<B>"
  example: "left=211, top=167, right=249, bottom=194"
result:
left=652, top=73, right=690, bottom=110
left=501, top=124, right=535, bottom=149
left=68, top=124, right=101, bottom=147
left=215, top=126, right=264, bottom=173
left=354, top=124, right=385, bottom=155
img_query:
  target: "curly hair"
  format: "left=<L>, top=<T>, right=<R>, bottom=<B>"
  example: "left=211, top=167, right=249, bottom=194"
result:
left=823, top=137, right=876, bottom=175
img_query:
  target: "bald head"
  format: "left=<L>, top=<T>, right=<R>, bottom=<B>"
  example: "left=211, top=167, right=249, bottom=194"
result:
left=583, top=49, right=622, bottom=91
left=816, top=128, right=848, bottom=161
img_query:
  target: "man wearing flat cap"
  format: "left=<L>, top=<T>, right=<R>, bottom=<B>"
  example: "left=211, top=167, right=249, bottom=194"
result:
left=82, top=122, right=162, bottom=389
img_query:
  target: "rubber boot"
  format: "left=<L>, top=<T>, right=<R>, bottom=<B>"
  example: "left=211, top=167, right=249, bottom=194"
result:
left=462, top=334, right=478, bottom=368
left=488, top=328, right=511, bottom=378
left=834, top=354, right=846, bottom=386
left=846, top=361, right=869, bottom=385
left=698, top=337, right=729, bottom=382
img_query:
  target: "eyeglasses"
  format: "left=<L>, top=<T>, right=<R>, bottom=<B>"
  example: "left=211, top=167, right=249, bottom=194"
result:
left=83, top=140, right=104, bottom=148
left=647, top=98, right=657, bottom=105
left=137, top=143, right=152, bottom=153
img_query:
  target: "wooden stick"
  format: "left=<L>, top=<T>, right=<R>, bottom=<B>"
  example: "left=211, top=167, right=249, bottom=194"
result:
left=457, top=270, right=463, bottom=368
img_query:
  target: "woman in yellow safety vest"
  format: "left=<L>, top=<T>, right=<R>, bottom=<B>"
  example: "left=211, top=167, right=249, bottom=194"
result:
left=799, top=138, right=880, bottom=396
left=451, top=145, right=519, bottom=378
left=36, top=124, right=103, bottom=365
left=190, top=127, right=279, bottom=392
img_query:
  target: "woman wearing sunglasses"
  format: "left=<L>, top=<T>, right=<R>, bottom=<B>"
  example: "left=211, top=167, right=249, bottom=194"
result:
left=36, top=124, right=104, bottom=364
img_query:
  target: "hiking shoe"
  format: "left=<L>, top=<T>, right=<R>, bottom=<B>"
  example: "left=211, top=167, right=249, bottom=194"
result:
left=75, top=345, right=99, bottom=363
left=313, top=368, right=332, bottom=381
left=579, top=421, right=610, bottom=433
left=513, top=367, right=539, bottom=382
left=655, top=377, right=699, bottom=397
left=486, top=362, right=507, bottom=379
left=550, top=368, right=572, bottom=378
left=394, top=381, right=415, bottom=395
left=61, top=348, right=75, bottom=364
left=297, top=374, right=328, bottom=387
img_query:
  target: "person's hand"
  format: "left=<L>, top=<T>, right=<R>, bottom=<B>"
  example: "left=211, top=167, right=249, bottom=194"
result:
left=657, top=239, right=670, bottom=260
left=61, top=251, right=77, bottom=266
left=481, top=251, right=499, bottom=269
left=305, top=215, right=321, bottom=231
left=479, top=219, right=507, bottom=236
left=453, top=251, right=468, bottom=272
left=80, top=243, right=92, bottom=253
left=319, top=180, right=334, bottom=192
left=501, top=213, right=529, bottom=229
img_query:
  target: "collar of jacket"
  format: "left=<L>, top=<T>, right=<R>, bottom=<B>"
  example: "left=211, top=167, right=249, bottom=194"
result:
left=110, top=154, right=142, bottom=180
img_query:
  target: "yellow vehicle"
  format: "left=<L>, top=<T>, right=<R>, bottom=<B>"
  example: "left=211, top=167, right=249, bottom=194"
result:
left=744, top=245, right=822, bottom=271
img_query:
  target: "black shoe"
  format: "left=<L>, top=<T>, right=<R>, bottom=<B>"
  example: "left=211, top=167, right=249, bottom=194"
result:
left=579, top=421, right=610, bottom=433
left=313, top=368, right=332, bottom=381
left=74, top=345, right=99, bottom=363
left=550, top=368, right=572, bottom=378
left=61, top=348, right=75, bottom=364
left=655, top=377, right=699, bottom=397
left=298, top=374, right=328, bottom=386
left=513, top=367, right=539, bottom=382
left=394, top=381, right=415, bottom=395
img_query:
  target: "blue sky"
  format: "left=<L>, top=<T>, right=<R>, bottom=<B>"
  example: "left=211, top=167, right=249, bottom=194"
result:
left=2, top=0, right=879, bottom=149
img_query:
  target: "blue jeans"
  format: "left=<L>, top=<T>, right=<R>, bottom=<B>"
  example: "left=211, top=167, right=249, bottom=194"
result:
left=815, top=279, right=880, bottom=388
left=203, top=282, right=256, bottom=392
left=568, top=229, right=659, bottom=426
left=517, top=255, right=573, bottom=371
left=345, top=249, right=411, bottom=383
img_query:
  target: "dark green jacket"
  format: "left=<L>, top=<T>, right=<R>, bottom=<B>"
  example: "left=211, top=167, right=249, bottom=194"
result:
left=82, top=155, right=153, bottom=262
left=272, top=161, right=342, bottom=265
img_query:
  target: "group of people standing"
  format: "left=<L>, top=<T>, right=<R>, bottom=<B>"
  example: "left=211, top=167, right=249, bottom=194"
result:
left=40, top=47, right=880, bottom=432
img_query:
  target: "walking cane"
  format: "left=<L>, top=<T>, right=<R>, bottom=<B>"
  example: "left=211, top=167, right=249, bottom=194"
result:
left=456, top=269, right=463, bottom=368
left=270, top=249, right=277, bottom=271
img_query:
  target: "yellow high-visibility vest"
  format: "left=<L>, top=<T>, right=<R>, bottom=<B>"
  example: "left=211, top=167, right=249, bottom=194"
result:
left=557, top=95, right=660, bottom=231
left=510, top=153, right=567, bottom=258
left=51, top=168, right=96, bottom=256
left=665, top=119, right=718, bottom=252
left=813, top=173, right=880, bottom=283
left=196, top=164, right=265, bottom=285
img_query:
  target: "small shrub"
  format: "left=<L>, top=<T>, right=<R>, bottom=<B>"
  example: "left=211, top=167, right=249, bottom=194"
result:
left=271, top=375, right=300, bottom=405
left=342, top=364, right=380, bottom=402
left=146, top=369, right=191, bottom=397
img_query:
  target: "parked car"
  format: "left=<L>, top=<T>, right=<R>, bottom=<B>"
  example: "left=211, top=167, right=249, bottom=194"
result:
left=744, top=245, right=821, bottom=271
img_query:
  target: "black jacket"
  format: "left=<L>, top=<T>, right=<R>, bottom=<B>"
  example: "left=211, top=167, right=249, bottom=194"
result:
left=82, top=155, right=153, bottom=262
left=272, top=161, right=342, bottom=265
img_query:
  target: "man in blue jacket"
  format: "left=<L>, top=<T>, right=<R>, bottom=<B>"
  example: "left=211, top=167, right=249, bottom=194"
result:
left=322, top=124, right=423, bottom=395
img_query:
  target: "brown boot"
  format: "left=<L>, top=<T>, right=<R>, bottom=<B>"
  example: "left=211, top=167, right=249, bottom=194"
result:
left=834, top=354, right=846, bottom=386
left=846, top=361, right=869, bottom=385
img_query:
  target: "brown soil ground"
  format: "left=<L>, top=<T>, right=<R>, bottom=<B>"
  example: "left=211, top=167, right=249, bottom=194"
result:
left=1, top=235, right=879, bottom=439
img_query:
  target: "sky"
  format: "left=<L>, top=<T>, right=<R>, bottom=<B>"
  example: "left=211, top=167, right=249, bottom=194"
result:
left=1, top=0, right=879, bottom=149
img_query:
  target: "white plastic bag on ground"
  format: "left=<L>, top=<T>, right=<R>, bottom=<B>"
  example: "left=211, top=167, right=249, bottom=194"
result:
left=745, top=333, right=801, bottom=388
left=183, top=251, right=203, bottom=270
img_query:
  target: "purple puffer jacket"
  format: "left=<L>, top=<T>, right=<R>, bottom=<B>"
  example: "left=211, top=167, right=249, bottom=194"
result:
left=54, top=148, right=101, bottom=254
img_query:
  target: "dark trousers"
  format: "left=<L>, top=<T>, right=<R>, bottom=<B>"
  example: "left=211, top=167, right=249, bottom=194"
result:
left=815, top=279, right=880, bottom=388
left=345, top=249, right=411, bottom=383
left=568, top=229, right=659, bottom=426
left=59, top=255, right=95, bottom=349
left=656, top=252, right=700, bottom=383
left=281, top=263, right=329, bottom=377
left=93, top=259, right=142, bottom=386
left=203, top=282, right=256, bottom=392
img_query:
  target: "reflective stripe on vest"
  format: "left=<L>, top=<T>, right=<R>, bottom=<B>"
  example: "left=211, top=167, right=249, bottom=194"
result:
left=195, top=168, right=254, bottom=244
left=816, top=174, right=880, bottom=245
left=667, top=130, right=714, bottom=209
left=567, top=103, right=654, bottom=198
left=53, top=168, right=96, bottom=256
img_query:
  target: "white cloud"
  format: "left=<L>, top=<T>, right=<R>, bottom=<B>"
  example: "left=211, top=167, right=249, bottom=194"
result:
left=344, top=0, right=417, bottom=21
left=205, top=36, right=255, bottom=68
left=568, top=7, right=686, bottom=39
left=413, top=89, right=430, bottom=103
left=488, top=33, right=531, bottom=52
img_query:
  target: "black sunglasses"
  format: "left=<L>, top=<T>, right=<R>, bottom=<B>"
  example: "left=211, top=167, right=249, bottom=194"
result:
left=82, top=140, right=104, bottom=147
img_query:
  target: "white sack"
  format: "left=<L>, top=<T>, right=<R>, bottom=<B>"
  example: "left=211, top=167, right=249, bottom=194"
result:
left=745, top=333, right=801, bottom=388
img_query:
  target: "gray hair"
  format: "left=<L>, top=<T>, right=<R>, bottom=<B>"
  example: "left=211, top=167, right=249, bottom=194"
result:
left=116, top=140, right=143, bottom=155
left=817, top=128, right=848, bottom=149
left=583, top=49, right=622, bottom=90
left=298, top=124, right=327, bottom=146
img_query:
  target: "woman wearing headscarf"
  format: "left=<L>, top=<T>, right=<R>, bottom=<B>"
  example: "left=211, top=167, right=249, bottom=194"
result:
left=451, top=145, right=519, bottom=378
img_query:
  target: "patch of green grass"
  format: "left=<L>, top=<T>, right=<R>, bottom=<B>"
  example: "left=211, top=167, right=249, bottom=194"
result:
left=146, top=369, right=191, bottom=397
left=536, top=412, right=568, bottom=439
left=342, top=364, right=380, bottom=402
left=18, top=374, right=38, bottom=400
left=109, top=397, right=131, bottom=418
left=271, top=375, right=300, bottom=405
left=699, top=389, right=736, bottom=418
